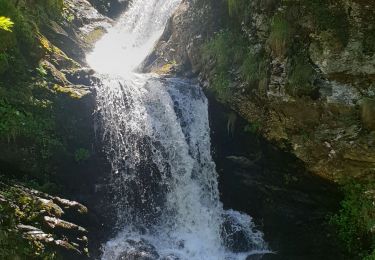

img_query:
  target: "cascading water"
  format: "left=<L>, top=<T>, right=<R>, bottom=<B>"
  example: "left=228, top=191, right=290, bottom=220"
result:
left=86, top=0, right=269, bottom=259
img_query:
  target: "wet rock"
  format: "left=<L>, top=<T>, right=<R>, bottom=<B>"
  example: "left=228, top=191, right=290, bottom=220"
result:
left=226, top=156, right=259, bottom=169
left=88, top=0, right=129, bottom=18
left=360, top=98, right=375, bottom=131
left=221, top=214, right=259, bottom=253
left=53, top=196, right=88, bottom=215
left=117, top=239, right=160, bottom=260
left=62, top=67, right=99, bottom=86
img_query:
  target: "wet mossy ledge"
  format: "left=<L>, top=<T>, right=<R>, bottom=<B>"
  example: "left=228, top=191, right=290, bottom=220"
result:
left=146, top=0, right=375, bottom=258
left=0, top=0, right=112, bottom=258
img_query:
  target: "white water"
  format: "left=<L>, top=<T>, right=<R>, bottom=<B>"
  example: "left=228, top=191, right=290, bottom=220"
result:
left=87, top=0, right=268, bottom=259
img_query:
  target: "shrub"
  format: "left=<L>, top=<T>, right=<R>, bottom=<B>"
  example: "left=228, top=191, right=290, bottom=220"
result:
left=330, top=181, right=375, bottom=259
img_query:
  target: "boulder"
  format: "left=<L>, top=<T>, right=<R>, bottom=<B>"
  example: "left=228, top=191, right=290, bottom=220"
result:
left=117, top=239, right=160, bottom=260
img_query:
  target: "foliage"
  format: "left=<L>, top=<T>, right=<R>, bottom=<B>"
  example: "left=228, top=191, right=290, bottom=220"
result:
left=0, top=98, right=63, bottom=160
left=241, top=49, right=268, bottom=91
left=0, top=0, right=69, bottom=183
left=330, top=180, right=375, bottom=259
left=202, top=28, right=270, bottom=101
left=202, top=31, right=235, bottom=101
left=0, top=16, right=13, bottom=32
left=268, top=14, right=293, bottom=56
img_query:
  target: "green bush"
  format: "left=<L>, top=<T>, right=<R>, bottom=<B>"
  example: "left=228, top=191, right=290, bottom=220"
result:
left=330, top=181, right=375, bottom=259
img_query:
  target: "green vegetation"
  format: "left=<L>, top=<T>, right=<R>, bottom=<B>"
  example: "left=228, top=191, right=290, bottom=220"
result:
left=202, top=30, right=235, bottom=101
left=227, top=0, right=247, bottom=17
left=0, top=16, right=13, bottom=32
left=202, top=0, right=352, bottom=101
left=330, top=180, right=375, bottom=259
left=0, top=0, right=69, bottom=183
left=202, top=30, right=268, bottom=101
left=267, top=14, right=293, bottom=56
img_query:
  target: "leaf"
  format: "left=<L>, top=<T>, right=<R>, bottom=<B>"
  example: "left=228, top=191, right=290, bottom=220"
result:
left=0, top=16, right=14, bottom=32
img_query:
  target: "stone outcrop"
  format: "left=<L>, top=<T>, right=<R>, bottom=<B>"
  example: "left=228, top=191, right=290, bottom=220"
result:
left=0, top=0, right=114, bottom=258
left=0, top=182, right=89, bottom=258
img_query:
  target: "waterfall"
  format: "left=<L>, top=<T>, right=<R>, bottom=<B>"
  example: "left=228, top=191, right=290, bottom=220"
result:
left=86, top=0, right=268, bottom=259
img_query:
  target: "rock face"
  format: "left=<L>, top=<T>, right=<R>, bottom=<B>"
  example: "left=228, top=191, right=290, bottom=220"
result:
left=208, top=98, right=344, bottom=259
left=117, top=239, right=160, bottom=260
left=145, top=0, right=375, bottom=258
left=88, top=0, right=129, bottom=18
left=0, top=182, right=89, bottom=259
left=142, top=0, right=225, bottom=75
left=148, top=0, right=375, bottom=182
left=0, top=0, right=114, bottom=258
left=360, top=98, right=375, bottom=131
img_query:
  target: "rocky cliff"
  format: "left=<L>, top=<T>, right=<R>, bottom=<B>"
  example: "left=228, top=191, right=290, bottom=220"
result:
left=0, top=0, right=116, bottom=258
left=146, top=0, right=375, bottom=258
